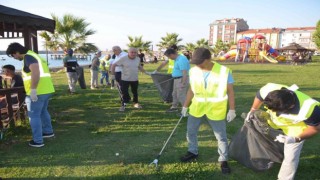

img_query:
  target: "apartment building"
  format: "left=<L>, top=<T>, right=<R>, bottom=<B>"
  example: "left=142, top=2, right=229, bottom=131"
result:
left=209, top=18, right=249, bottom=45
left=280, top=27, right=316, bottom=50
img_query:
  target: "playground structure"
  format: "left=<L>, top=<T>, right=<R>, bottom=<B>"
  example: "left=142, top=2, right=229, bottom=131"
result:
left=219, top=35, right=286, bottom=63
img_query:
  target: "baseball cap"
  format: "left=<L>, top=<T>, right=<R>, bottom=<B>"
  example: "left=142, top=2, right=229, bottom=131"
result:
left=190, top=48, right=211, bottom=65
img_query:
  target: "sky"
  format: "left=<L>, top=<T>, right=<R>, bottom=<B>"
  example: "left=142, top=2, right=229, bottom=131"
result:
left=0, top=0, right=319, bottom=51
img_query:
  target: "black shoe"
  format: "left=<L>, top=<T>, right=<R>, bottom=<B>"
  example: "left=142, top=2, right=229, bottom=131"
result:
left=166, top=108, right=179, bottom=113
left=180, top=151, right=198, bottom=162
left=29, top=140, right=44, bottom=148
left=220, top=161, right=231, bottom=174
left=43, top=133, right=55, bottom=138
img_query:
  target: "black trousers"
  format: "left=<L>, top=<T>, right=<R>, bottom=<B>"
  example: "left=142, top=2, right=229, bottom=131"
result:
left=121, top=80, right=139, bottom=105
left=115, top=72, right=122, bottom=86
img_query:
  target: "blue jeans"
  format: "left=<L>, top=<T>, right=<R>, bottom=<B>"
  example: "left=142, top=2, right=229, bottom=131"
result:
left=26, top=94, right=53, bottom=143
left=187, top=115, right=228, bottom=162
left=100, top=71, right=110, bottom=85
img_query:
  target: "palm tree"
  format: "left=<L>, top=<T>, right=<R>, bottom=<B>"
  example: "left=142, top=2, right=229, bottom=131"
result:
left=39, top=14, right=98, bottom=54
left=127, top=35, right=153, bottom=54
left=184, top=43, right=196, bottom=52
left=157, top=33, right=183, bottom=50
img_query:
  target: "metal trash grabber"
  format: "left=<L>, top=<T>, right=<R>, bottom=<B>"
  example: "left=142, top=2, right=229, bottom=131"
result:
left=149, top=115, right=184, bottom=168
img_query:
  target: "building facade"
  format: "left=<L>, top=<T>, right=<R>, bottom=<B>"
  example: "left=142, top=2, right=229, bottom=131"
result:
left=280, top=27, right=316, bottom=50
left=236, top=28, right=284, bottom=48
left=209, top=18, right=249, bottom=46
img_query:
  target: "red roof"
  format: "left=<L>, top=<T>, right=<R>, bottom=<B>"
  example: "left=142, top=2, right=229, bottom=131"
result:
left=285, top=27, right=315, bottom=31
left=238, top=28, right=283, bottom=34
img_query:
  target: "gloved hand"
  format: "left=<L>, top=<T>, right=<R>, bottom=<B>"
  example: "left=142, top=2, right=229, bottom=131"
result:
left=111, top=74, right=115, bottom=80
left=152, top=70, right=158, bottom=74
left=226, top=110, right=236, bottom=122
left=245, top=111, right=254, bottom=122
left=274, top=134, right=296, bottom=144
left=181, top=107, right=188, bottom=117
left=30, top=89, right=38, bottom=102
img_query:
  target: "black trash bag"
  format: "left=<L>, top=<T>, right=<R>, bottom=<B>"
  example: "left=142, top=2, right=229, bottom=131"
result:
left=151, top=73, right=174, bottom=103
left=229, top=110, right=284, bottom=171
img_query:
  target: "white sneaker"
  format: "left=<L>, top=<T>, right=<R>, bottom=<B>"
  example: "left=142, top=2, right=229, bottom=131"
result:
left=119, top=106, right=125, bottom=112
left=133, top=103, right=142, bottom=109
left=91, top=87, right=96, bottom=90
left=111, top=87, right=114, bottom=89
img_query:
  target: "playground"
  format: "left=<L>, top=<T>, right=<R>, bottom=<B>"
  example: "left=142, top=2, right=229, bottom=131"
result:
left=1, top=63, right=320, bottom=179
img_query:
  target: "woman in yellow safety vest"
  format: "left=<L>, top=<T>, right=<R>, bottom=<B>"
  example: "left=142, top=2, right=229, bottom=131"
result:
left=180, top=48, right=236, bottom=174
left=6, top=42, right=55, bottom=148
left=246, top=83, right=320, bottom=180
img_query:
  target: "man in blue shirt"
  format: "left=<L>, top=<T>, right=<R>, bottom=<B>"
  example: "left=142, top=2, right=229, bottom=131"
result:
left=164, top=48, right=190, bottom=112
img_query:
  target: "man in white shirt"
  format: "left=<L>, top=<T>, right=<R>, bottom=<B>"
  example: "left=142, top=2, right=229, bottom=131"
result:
left=111, top=47, right=150, bottom=112
left=110, top=46, right=128, bottom=86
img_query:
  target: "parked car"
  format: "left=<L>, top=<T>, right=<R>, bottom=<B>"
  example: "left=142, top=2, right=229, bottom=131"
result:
left=314, top=51, right=320, bottom=56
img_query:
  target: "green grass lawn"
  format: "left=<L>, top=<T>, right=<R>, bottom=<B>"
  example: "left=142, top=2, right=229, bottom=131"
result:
left=1, top=62, right=320, bottom=179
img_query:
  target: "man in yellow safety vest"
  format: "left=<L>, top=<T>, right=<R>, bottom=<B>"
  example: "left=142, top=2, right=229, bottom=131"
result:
left=6, top=43, right=55, bottom=148
left=246, top=83, right=320, bottom=180
left=180, top=48, right=236, bottom=174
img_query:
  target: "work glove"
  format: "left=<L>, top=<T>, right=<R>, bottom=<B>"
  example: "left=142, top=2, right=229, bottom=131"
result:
left=245, top=111, right=254, bottom=122
left=30, top=89, right=38, bottom=102
left=274, top=134, right=296, bottom=144
left=111, top=75, right=116, bottom=80
left=152, top=70, right=158, bottom=74
left=226, top=110, right=236, bottom=122
left=181, top=107, right=188, bottom=117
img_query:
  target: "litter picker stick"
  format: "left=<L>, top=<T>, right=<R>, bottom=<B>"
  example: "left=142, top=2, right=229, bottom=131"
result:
left=149, top=115, right=184, bottom=168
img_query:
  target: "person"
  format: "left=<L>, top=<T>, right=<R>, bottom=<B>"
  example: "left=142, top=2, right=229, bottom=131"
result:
left=63, top=48, right=79, bottom=94
left=99, top=54, right=111, bottom=86
left=111, top=48, right=150, bottom=112
left=154, top=44, right=180, bottom=74
left=90, top=51, right=101, bottom=89
left=0, top=64, right=25, bottom=109
left=6, top=42, right=55, bottom=148
left=180, top=48, right=236, bottom=174
left=245, top=83, right=320, bottom=180
left=108, top=54, right=117, bottom=89
left=1, top=64, right=24, bottom=88
left=138, top=49, right=145, bottom=67
left=161, top=48, right=190, bottom=112
left=110, top=46, right=128, bottom=88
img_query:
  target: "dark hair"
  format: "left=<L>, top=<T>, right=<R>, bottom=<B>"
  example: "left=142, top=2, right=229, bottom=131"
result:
left=6, top=42, right=28, bottom=57
left=2, top=64, right=15, bottom=72
left=164, top=48, right=177, bottom=56
left=264, top=89, right=296, bottom=112
left=112, top=54, right=116, bottom=59
left=170, top=44, right=178, bottom=51
left=67, top=49, right=73, bottom=56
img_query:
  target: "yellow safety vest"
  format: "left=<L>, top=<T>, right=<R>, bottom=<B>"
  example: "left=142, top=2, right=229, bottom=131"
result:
left=189, top=63, right=230, bottom=120
left=22, top=50, right=55, bottom=95
left=99, top=59, right=109, bottom=71
left=167, top=59, right=174, bottom=74
left=260, top=83, right=320, bottom=137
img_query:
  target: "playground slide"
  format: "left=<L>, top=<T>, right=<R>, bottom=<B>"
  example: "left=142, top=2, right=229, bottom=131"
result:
left=259, top=51, right=278, bottom=64
left=219, top=49, right=237, bottom=60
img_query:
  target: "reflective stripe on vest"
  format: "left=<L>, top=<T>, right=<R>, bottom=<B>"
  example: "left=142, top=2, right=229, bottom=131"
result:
left=189, top=63, right=230, bottom=120
left=260, top=83, right=319, bottom=136
left=22, top=50, right=55, bottom=95
left=167, top=59, right=174, bottom=74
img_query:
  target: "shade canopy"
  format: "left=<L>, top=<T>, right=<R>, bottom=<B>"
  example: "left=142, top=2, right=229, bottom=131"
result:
left=279, top=43, right=308, bottom=51
left=0, top=5, right=55, bottom=53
